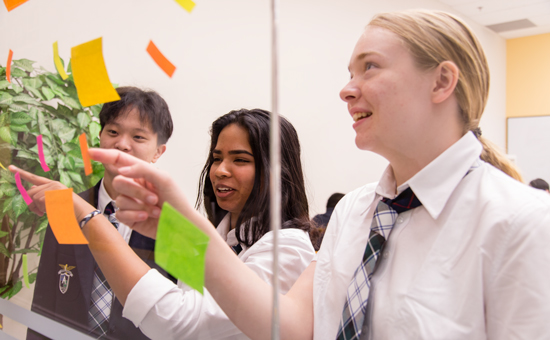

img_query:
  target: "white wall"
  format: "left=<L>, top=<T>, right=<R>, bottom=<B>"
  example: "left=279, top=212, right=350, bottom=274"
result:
left=0, top=0, right=507, bottom=216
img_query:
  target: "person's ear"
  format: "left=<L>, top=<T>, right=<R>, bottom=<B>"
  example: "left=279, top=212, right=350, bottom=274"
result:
left=151, top=144, right=167, bottom=163
left=432, top=61, right=459, bottom=104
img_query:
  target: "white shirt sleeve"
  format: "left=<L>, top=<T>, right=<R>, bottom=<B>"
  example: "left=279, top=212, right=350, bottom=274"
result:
left=123, top=229, right=315, bottom=340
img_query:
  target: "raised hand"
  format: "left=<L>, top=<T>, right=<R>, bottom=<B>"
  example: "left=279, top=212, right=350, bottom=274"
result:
left=88, top=148, right=193, bottom=239
left=8, top=165, right=67, bottom=216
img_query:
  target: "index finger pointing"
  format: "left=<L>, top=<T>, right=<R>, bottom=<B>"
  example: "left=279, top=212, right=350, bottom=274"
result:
left=8, top=165, right=52, bottom=186
left=88, top=148, right=148, bottom=169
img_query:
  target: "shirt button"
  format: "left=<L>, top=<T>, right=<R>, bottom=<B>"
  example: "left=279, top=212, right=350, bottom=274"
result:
left=383, top=251, right=390, bottom=259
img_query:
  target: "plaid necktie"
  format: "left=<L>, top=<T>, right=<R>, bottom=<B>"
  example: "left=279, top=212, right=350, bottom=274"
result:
left=88, top=202, right=119, bottom=338
left=336, top=187, right=421, bottom=340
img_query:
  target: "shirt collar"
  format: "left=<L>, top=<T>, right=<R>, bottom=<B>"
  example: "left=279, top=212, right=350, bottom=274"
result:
left=376, top=132, right=482, bottom=220
left=216, top=213, right=257, bottom=249
left=98, top=178, right=115, bottom=214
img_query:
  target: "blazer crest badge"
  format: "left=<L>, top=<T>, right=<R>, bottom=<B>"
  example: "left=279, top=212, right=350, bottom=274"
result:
left=58, top=264, right=75, bottom=294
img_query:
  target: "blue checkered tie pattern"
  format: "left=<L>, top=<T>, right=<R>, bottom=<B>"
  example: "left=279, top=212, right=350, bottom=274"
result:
left=336, top=187, right=422, bottom=340
left=88, top=202, right=119, bottom=338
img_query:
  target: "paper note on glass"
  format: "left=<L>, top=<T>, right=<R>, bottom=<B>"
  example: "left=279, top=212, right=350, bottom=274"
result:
left=3, top=0, right=28, bottom=12
left=22, top=254, right=29, bottom=288
left=45, top=188, right=88, bottom=244
left=174, top=0, right=195, bottom=13
left=6, top=50, right=13, bottom=83
left=146, top=41, right=176, bottom=78
left=0, top=161, right=6, bottom=171
left=52, top=41, right=69, bottom=80
left=37, top=135, right=50, bottom=172
left=78, top=133, right=92, bottom=176
left=71, top=37, right=120, bottom=107
left=156, top=202, right=209, bottom=294
left=14, top=172, right=32, bottom=205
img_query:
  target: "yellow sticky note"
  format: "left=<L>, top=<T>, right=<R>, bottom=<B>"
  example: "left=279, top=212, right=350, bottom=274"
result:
left=174, top=0, right=195, bottom=13
left=53, top=41, right=68, bottom=80
left=71, top=37, right=120, bottom=107
left=0, top=161, right=6, bottom=171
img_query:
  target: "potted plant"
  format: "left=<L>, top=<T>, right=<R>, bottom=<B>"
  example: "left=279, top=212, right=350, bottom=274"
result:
left=0, top=56, right=104, bottom=322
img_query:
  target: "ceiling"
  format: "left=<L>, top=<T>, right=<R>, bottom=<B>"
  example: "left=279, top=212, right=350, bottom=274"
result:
left=438, top=0, right=550, bottom=39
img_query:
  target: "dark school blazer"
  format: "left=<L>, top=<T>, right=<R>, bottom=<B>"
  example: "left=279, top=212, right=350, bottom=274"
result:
left=27, top=181, right=175, bottom=340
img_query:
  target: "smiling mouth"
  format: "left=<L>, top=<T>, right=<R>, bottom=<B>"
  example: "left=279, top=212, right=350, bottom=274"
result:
left=353, top=112, right=373, bottom=122
left=217, top=187, right=235, bottom=193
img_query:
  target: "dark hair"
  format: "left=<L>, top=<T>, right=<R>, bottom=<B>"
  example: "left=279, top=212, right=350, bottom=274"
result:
left=99, top=86, right=173, bottom=144
left=529, top=178, right=549, bottom=191
left=196, top=108, right=310, bottom=247
left=327, top=193, right=345, bottom=209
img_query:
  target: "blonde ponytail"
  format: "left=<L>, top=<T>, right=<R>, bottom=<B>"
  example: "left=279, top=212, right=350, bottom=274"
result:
left=477, top=135, right=524, bottom=182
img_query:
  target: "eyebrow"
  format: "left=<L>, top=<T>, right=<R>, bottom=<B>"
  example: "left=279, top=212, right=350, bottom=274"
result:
left=212, top=149, right=254, bottom=157
left=348, top=51, right=381, bottom=71
left=107, top=122, right=152, bottom=134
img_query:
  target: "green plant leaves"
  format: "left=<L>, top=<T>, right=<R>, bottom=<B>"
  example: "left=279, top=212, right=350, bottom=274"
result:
left=13, top=59, right=35, bottom=73
left=0, top=56, right=105, bottom=302
left=10, top=112, right=32, bottom=125
left=0, top=80, right=10, bottom=90
left=90, top=121, right=101, bottom=139
left=13, top=94, right=38, bottom=104
left=9, top=124, right=29, bottom=133
left=62, top=96, right=81, bottom=110
left=35, top=218, right=49, bottom=234
left=0, top=243, right=10, bottom=258
left=10, top=68, right=27, bottom=78
left=0, top=92, right=13, bottom=105
left=77, top=112, right=91, bottom=129
left=58, top=126, right=76, bottom=142
left=12, top=195, right=27, bottom=219
left=0, top=127, right=12, bottom=143
left=41, top=87, right=55, bottom=101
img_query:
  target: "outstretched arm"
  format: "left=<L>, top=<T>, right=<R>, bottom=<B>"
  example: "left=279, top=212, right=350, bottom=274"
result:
left=8, top=165, right=150, bottom=306
left=90, top=148, right=316, bottom=339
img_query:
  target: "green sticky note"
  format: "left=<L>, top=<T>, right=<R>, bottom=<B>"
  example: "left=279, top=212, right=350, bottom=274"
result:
left=22, top=254, right=29, bottom=288
left=155, top=202, right=209, bottom=294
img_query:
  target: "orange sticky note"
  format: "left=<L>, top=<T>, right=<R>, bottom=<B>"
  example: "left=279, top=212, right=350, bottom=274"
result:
left=174, top=0, right=195, bottom=13
left=71, top=37, right=120, bottom=107
left=6, top=50, right=13, bottom=83
left=3, top=0, right=28, bottom=12
left=45, top=188, right=88, bottom=244
left=79, top=133, right=92, bottom=176
left=146, top=41, right=176, bottom=78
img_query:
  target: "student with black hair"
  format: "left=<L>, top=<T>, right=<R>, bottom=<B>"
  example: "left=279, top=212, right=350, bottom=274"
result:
left=26, top=86, right=175, bottom=340
left=311, top=193, right=345, bottom=250
left=15, top=109, right=315, bottom=339
left=529, top=178, right=549, bottom=192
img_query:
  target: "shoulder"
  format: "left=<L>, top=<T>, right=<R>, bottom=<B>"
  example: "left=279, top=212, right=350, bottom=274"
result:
left=474, top=163, right=550, bottom=221
left=251, top=228, right=314, bottom=252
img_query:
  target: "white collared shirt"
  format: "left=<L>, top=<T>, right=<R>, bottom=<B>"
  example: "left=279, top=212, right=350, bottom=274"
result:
left=98, top=178, right=132, bottom=244
left=314, top=132, right=550, bottom=339
left=123, top=214, right=315, bottom=339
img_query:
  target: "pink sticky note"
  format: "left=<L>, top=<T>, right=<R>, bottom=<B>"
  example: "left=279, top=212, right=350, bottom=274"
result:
left=37, top=135, right=50, bottom=172
left=15, top=172, right=32, bottom=205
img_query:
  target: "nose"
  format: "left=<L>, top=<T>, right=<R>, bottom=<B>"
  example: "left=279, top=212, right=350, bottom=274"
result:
left=214, top=160, right=231, bottom=178
left=339, top=79, right=361, bottom=103
left=114, top=135, right=131, bottom=152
